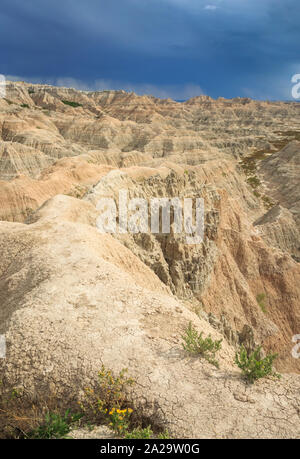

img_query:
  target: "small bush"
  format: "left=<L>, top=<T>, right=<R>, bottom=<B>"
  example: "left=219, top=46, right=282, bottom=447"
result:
left=20, top=104, right=30, bottom=109
left=27, top=410, right=82, bottom=439
left=61, top=100, right=82, bottom=108
left=182, top=322, right=222, bottom=368
left=235, top=345, right=281, bottom=383
left=80, top=367, right=168, bottom=438
left=79, top=366, right=135, bottom=429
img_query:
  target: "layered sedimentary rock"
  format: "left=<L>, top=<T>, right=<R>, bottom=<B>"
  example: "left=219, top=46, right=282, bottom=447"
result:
left=259, top=141, right=300, bottom=223
left=0, top=81, right=299, bottom=438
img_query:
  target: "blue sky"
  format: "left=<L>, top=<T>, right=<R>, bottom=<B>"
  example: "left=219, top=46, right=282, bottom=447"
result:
left=1, top=0, right=299, bottom=100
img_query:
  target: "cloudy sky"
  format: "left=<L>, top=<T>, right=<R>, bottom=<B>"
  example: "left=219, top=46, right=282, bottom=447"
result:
left=1, top=0, right=299, bottom=100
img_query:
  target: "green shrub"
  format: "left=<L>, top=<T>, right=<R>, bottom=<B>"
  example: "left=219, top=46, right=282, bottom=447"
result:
left=125, top=426, right=170, bottom=439
left=235, top=345, right=281, bottom=383
left=61, top=100, right=82, bottom=108
left=256, top=293, right=267, bottom=313
left=20, top=104, right=30, bottom=109
left=182, top=322, right=222, bottom=368
left=261, top=195, right=275, bottom=210
left=125, top=426, right=153, bottom=439
left=27, top=410, right=82, bottom=439
left=247, top=175, right=261, bottom=189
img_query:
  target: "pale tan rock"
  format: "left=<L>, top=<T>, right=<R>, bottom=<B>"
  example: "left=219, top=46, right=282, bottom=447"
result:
left=69, top=426, right=118, bottom=439
left=0, top=141, right=53, bottom=179
left=259, top=141, right=300, bottom=224
left=254, top=205, right=300, bottom=260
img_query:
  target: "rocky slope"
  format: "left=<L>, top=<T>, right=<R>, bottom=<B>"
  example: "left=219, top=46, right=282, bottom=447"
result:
left=0, top=81, right=299, bottom=438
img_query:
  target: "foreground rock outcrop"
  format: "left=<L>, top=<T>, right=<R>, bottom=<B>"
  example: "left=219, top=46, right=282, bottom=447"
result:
left=0, top=195, right=299, bottom=439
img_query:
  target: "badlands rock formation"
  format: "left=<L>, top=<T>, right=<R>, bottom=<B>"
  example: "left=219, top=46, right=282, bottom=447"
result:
left=0, top=81, right=299, bottom=438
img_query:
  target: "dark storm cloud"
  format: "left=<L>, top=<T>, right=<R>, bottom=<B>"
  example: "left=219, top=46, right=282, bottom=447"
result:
left=1, top=0, right=299, bottom=99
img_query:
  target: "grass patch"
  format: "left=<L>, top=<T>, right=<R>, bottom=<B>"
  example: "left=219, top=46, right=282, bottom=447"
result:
left=261, top=195, right=275, bottom=210
left=125, top=426, right=169, bottom=439
left=182, top=322, right=222, bottom=368
left=239, top=147, right=277, bottom=210
left=0, top=366, right=170, bottom=439
left=239, top=149, right=271, bottom=176
left=0, top=385, right=75, bottom=439
left=125, top=426, right=153, bottom=439
left=247, top=176, right=261, bottom=189
left=27, top=410, right=82, bottom=439
left=256, top=293, right=267, bottom=313
left=61, top=100, right=82, bottom=108
left=235, top=345, right=281, bottom=383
